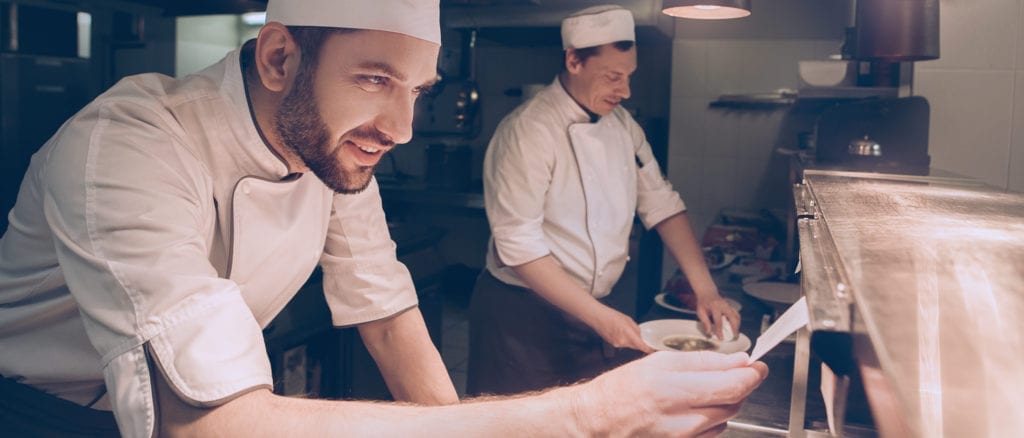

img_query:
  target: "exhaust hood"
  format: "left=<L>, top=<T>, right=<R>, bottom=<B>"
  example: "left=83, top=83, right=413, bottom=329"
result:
left=442, top=0, right=674, bottom=44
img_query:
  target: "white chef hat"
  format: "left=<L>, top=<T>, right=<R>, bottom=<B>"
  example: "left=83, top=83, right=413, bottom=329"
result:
left=265, top=0, right=441, bottom=45
left=561, top=5, right=635, bottom=50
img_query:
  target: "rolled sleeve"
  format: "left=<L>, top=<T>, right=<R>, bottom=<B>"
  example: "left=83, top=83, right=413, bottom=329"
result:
left=621, top=112, right=686, bottom=228
left=320, top=180, right=418, bottom=327
left=636, top=159, right=687, bottom=228
left=484, top=118, right=556, bottom=267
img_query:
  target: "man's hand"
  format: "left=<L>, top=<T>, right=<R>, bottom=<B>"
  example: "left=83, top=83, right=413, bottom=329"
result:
left=570, top=351, right=769, bottom=437
left=582, top=305, right=655, bottom=353
left=695, top=296, right=741, bottom=341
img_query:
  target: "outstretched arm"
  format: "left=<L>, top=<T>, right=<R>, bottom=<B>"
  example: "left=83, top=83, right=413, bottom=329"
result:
left=155, top=350, right=768, bottom=437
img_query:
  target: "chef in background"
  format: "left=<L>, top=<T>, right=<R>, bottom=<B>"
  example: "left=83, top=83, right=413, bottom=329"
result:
left=0, top=0, right=764, bottom=436
left=469, top=4, right=741, bottom=396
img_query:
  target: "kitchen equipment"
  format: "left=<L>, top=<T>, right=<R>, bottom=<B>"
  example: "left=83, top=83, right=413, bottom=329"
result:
left=847, top=136, right=882, bottom=157
left=854, top=0, right=939, bottom=61
left=813, top=96, right=930, bottom=174
left=413, top=29, right=480, bottom=136
left=792, top=169, right=1024, bottom=437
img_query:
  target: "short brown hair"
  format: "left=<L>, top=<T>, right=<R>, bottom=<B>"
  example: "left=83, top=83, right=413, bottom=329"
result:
left=565, top=40, right=635, bottom=70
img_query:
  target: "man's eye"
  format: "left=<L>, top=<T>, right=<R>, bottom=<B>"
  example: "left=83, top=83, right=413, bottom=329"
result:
left=359, top=75, right=389, bottom=88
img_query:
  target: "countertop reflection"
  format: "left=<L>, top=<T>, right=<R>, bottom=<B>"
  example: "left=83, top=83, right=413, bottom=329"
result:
left=804, top=170, right=1024, bottom=437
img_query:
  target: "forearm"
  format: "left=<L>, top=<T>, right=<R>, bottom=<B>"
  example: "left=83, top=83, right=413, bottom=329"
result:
left=510, top=255, right=605, bottom=324
left=655, top=213, right=718, bottom=299
left=159, top=372, right=586, bottom=437
left=358, top=307, right=458, bottom=405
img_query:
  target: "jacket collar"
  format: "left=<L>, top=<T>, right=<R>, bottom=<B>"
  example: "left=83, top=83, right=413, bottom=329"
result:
left=213, top=45, right=293, bottom=181
left=546, top=76, right=599, bottom=125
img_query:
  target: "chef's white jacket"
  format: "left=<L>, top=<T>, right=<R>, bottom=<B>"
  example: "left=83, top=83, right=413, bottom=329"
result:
left=484, top=78, right=686, bottom=298
left=0, top=48, right=417, bottom=436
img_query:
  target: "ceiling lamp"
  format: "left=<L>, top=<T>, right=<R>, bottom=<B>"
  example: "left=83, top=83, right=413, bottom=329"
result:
left=662, top=0, right=752, bottom=20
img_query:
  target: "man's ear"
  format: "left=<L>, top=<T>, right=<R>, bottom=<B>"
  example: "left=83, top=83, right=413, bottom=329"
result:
left=565, top=49, right=583, bottom=74
left=254, top=22, right=301, bottom=93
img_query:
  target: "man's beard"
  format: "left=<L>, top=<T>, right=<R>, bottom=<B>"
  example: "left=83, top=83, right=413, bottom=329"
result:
left=274, top=62, right=391, bottom=194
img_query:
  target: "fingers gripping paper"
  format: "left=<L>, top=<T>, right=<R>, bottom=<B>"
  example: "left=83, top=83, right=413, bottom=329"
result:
left=748, top=296, right=809, bottom=363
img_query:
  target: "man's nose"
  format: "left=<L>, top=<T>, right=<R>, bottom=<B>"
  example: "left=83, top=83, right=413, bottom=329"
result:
left=376, top=93, right=415, bottom=145
left=617, top=80, right=632, bottom=100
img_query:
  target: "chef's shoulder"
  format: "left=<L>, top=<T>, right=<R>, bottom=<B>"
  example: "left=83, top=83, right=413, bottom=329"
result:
left=66, top=72, right=220, bottom=150
left=44, top=72, right=218, bottom=193
left=493, top=93, right=571, bottom=147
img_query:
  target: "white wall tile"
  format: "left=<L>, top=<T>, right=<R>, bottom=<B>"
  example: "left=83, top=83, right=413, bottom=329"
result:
left=741, top=40, right=819, bottom=93
left=703, top=109, right=740, bottom=159
left=699, top=157, right=737, bottom=217
left=672, top=40, right=709, bottom=98
left=670, top=157, right=706, bottom=212
left=921, top=0, right=1018, bottom=71
left=813, top=40, right=845, bottom=60
left=669, top=98, right=709, bottom=159
left=916, top=70, right=1014, bottom=188
left=737, top=110, right=787, bottom=162
left=176, top=15, right=240, bottom=77
left=1010, top=72, right=1024, bottom=193
left=706, top=41, right=746, bottom=94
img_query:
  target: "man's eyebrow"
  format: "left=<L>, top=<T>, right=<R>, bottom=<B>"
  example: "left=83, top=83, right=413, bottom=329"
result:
left=356, top=61, right=406, bottom=82
left=418, top=76, right=440, bottom=90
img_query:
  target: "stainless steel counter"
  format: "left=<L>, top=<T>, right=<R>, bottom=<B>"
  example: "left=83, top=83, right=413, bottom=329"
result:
left=799, top=169, right=1024, bottom=437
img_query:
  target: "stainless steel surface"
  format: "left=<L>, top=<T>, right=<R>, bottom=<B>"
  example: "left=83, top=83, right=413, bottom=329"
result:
left=801, top=169, right=1024, bottom=437
left=798, top=215, right=854, bottom=334
left=725, top=420, right=788, bottom=436
left=788, top=327, right=812, bottom=437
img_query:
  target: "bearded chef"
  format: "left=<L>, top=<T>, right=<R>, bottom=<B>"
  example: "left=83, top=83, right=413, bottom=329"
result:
left=468, top=5, right=742, bottom=396
left=0, top=0, right=766, bottom=435
left=0, top=0, right=459, bottom=434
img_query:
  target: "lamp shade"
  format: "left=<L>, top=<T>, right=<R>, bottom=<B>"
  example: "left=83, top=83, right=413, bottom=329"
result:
left=662, top=0, right=751, bottom=20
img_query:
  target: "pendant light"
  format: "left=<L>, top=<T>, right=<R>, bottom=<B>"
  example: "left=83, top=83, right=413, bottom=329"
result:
left=662, top=0, right=752, bottom=20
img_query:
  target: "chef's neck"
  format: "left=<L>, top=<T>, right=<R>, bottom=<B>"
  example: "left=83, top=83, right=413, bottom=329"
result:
left=558, top=72, right=601, bottom=123
left=240, top=40, right=310, bottom=176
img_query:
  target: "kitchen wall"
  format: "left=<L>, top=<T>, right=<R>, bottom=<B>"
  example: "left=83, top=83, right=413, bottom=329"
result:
left=915, top=0, right=1024, bottom=192
left=666, top=0, right=850, bottom=277
left=176, top=15, right=239, bottom=77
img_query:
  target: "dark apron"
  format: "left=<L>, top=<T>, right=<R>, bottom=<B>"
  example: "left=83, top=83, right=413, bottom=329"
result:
left=466, top=270, right=642, bottom=396
left=0, top=375, right=119, bottom=437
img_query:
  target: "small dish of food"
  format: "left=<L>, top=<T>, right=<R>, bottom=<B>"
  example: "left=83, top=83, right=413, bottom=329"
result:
left=639, top=319, right=751, bottom=354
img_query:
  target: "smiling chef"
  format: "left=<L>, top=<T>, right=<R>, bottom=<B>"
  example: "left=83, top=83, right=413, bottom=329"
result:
left=0, top=0, right=766, bottom=436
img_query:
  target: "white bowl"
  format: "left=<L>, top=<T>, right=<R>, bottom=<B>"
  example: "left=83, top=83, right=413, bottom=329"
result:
left=798, top=60, right=855, bottom=87
left=640, top=319, right=751, bottom=353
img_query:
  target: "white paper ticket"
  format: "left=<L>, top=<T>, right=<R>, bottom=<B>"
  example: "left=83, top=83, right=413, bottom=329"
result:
left=748, top=296, right=808, bottom=363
